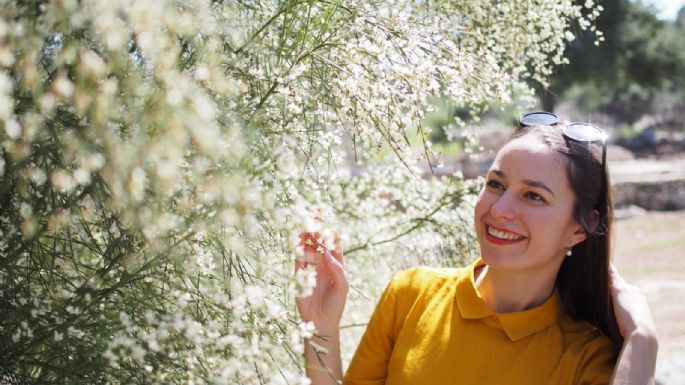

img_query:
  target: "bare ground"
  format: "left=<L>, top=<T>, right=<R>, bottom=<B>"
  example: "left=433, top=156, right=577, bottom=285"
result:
left=614, top=209, right=685, bottom=385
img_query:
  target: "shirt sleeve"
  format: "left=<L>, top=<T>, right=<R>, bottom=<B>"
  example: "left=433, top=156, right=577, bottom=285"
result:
left=575, top=335, right=616, bottom=385
left=343, top=269, right=416, bottom=385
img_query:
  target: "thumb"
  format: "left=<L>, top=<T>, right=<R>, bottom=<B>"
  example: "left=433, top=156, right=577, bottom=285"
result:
left=323, top=248, right=348, bottom=291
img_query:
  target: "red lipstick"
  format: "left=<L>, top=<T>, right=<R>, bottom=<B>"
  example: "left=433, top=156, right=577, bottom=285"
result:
left=484, top=224, right=526, bottom=245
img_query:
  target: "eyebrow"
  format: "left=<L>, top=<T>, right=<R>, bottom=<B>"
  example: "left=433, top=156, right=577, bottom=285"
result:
left=489, top=169, right=556, bottom=197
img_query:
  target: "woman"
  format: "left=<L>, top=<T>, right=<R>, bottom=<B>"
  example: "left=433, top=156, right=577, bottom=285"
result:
left=295, top=115, right=658, bottom=385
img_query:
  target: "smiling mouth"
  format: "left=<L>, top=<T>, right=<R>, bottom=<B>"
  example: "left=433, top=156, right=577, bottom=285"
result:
left=485, top=225, right=525, bottom=243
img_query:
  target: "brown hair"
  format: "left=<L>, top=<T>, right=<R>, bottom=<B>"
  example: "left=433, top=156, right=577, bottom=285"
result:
left=510, top=124, right=623, bottom=358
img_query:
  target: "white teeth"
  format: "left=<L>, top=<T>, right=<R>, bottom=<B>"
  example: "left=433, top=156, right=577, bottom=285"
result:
left=487, top=226, right=523, bottom=241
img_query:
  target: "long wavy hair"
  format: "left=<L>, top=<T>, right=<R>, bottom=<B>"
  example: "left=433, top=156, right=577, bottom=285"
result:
left=510, top=124, right=623, bottom=358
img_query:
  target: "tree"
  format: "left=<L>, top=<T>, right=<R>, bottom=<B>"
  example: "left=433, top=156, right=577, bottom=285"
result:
left=0, top=1, right=597, bottom=383
left=542, top=0, right=685, bottom=125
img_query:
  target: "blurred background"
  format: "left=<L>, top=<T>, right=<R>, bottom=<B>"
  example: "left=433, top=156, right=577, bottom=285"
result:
left=423, top=0, right=685, bottom=382
left=1, top=1, right=679, bottom=383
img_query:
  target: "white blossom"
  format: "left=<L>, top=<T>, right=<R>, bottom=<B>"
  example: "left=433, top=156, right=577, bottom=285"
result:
left=295, top=265, right=318, bottom=298
left=0, top=0, right=597, bottom=383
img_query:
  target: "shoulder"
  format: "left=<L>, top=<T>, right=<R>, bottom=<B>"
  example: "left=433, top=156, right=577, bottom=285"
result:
left=560, top=316, right=612, bottom=348
left=391, top=265, right=464, bottom=287
left=387, top=265, right=467, bottom=302
left=575, top=334, right=615, bottom=385
left=373, top=265, right=466, bottom=330
left=559, top=317, right=615, bottom=384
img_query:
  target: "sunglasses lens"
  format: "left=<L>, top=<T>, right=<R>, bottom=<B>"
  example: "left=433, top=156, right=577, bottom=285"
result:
left=519, top=112, right=559, bottom=127
left=563, top=123, right=606, bottom=142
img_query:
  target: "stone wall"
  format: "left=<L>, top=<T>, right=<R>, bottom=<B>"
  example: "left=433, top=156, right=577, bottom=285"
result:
left=613, top=180, right=685, bottom=211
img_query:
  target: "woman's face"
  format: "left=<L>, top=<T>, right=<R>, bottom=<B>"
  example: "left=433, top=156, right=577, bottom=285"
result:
left=474, top=136, right=587, bottom=274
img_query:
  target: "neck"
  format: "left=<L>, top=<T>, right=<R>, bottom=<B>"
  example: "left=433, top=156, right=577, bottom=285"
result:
left=474, top=262, right=561, bottom=313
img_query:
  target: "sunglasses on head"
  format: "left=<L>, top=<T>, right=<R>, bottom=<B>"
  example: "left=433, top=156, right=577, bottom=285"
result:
left=518, top=112, right=608, bottom=219
left=518, top=111, right=607, bottom=170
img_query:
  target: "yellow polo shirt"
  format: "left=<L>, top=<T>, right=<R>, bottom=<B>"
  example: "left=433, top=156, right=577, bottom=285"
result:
left=344, top=259, right=614, bottom=385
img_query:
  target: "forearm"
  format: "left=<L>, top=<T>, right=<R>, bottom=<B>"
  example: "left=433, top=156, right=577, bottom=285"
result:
left=610, top=329, right=658, bottom=385
left=304, top=326, right=343, bottom=385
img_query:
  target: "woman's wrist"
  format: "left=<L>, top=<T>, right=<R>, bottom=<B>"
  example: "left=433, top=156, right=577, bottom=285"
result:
left=303, top=324, right=343, bottom=385
left=622, top=327, right=659, bottom=372
left=611, top=329, right=658, bottom=385
left=624, top=327, right=658, bottom=350
left=624, top=321, right=657, bottom=341
left=306, top=318, right=341, bottom=334
left=310, top=325, right=341, bottom=348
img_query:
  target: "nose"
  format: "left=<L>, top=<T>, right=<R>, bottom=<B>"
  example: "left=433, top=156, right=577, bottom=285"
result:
left=490, top=191, right=517, bottom=221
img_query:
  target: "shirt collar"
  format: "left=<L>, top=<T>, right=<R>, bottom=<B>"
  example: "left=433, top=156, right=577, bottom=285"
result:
left=455, top=258, right=563, bottom=341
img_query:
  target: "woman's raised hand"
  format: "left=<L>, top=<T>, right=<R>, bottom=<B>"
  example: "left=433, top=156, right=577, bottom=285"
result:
left=609, top=265, right=656, bottom=338
left=608, top=265, right=658, bottom=385
left=295, top=231, right=349, bottom=331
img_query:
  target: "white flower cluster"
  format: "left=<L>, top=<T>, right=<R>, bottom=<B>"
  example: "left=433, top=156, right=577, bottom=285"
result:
left=295, top=264, right=318, bottom=298
left=0, top=0, right=597, bottom=384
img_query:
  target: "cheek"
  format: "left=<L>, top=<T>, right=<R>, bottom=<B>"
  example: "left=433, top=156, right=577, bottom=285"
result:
left=525, top=209, right=572, bottom=242
left=473, top=189, right=489, bottom=220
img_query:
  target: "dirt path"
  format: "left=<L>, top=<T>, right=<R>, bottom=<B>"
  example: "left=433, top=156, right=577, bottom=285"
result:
left=614, top=210, right=685, bottom=385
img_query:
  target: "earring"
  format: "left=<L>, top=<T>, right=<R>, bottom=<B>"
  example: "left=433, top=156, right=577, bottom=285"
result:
left=566, top=248, right=572, bottom=257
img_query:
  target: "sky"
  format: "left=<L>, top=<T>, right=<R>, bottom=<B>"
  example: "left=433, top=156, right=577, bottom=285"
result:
left=641, top=0, right=685, bottom=20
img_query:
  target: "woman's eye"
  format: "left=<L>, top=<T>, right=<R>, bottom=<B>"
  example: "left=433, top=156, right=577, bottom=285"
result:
left=524, top=191, right=546, bottom=202
left=486, top=180, right=504, bottom=190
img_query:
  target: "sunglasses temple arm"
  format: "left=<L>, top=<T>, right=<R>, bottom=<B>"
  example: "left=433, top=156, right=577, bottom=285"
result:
left=602, top=139, right=607, bottom=169
left=600, top=139, right=608, bottom=229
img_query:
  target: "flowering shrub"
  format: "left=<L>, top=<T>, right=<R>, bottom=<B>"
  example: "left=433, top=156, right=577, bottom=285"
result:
left=0, top=1, right=598, bottom=384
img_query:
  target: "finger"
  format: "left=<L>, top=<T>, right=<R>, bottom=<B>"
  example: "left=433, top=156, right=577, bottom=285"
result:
left=322, top=248, right=347, bottom=290
left=607, top=265, right=623, bottom=300
left=296, top=232, right=322, bottom=262
left=294, top=258, right=317, bottom=270
left=332, top=234, right=344, bottom=266
left=331, top=249, right=344, bottom=267
left=295, top=249, right=323, bottom=276
left=294, top=252, right=319, bottom=276
left=610, top=263, right=619, bottom=276
left=299, top=232, right=320, bottom=253
left=609, top=263, right=628, bottom=286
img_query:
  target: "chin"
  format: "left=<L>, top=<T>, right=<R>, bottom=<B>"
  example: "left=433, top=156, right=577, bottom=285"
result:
left=479, top=251, right=513, bottom=269
left=477, top=242, right=529, bottom=270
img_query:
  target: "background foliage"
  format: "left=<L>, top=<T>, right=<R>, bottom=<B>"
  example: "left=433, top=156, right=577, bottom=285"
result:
left=542, top=0, right=685, bottom=129
left=0, top=1, right=596, bottom=384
